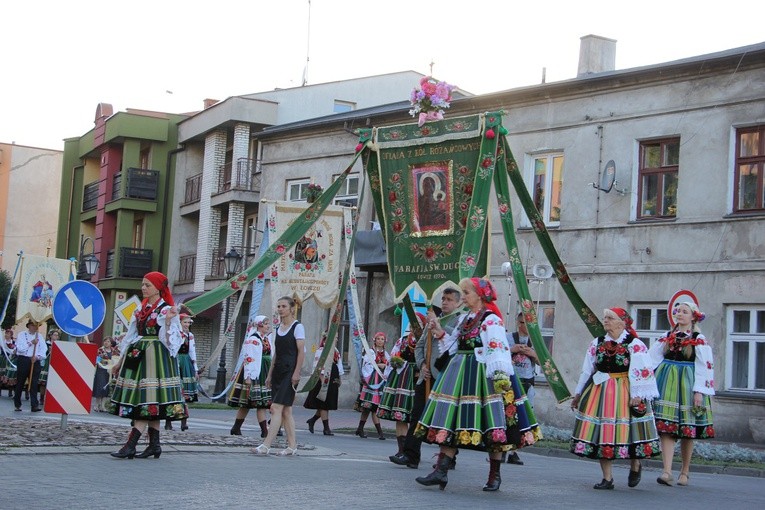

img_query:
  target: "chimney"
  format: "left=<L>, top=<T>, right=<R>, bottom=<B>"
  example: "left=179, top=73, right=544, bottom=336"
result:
left=577, top=35, right=617, bottom=77
left=203, top=98, right=220, bottom=109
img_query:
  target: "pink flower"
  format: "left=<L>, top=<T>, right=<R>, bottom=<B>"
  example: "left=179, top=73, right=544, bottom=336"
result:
left=485, top=128, right=495, bottom=139
left=574, top=442, right=586, bottom=454
left=275, top=245, right=285, bottom=254
left=355, top=143, right=364, bottom=152
left=435, top=429, right=449, bottom=443
left=491, top=429, right=506, bottom=442
left=618, top=446, right=629, bottom=458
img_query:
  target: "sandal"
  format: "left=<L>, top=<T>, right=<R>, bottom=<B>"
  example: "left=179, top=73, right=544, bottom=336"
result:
left=677, top=472, right=689, bottom=486
left=250, top=444, right=271, bottom=455
left=279, top=446, right=298, bottom=456
left=657, top=472, right=674, bottom=486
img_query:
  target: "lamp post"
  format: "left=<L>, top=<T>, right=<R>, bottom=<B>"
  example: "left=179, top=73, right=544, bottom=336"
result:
left=77, top=235, right=100, bottom=281
left=213, top=248, right=242, bottom=400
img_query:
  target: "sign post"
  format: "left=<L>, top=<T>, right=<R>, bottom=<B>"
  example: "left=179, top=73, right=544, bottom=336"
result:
left=51, top=280, right=106, bottom=428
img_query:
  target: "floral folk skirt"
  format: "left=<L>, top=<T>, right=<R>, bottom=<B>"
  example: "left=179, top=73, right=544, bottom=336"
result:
left=570, top=374, right=660, bottom=459
left=354, top=371, right=387, bottom=412
left=376, top=362, right=416, bottom=423
left=414, top=351, right=541, bottom=453
left=0, top=354, right=17, bottom=387
left=177, top=353, right=198, bottom=402
left=109, top=337, right=188, bottom=421
left=653, top=360, right=714, bottom=439
left=38, top=354, right=51, bottom=385
left=304, top=363, right=341, bottom=411
left=228, top=356, right=272, bottom=409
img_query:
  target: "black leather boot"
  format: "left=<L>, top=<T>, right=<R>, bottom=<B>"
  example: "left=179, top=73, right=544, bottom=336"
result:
left=483, top=459, right=502, bottom=491
left=393, top=435, right=405, bottom=457
left=416, top=453, right=452, bottom=490
left=322, top=419, right=334, bottom=436
left=258, top=420, right=268, bottom=438
left=180, top=418, right=188, bottom=431
left=306, top=415, right=319, bottom=434
left=230, top=418, right=244, bottom=436
left=136, top=427, right=162, bottom=459
left=355, top=420, right=367, bottom=438
left=375, top=422, right=386, bottom=440
left=164, top=419, right=173, bottom=430
left=110, top=428, right=142, bottom=459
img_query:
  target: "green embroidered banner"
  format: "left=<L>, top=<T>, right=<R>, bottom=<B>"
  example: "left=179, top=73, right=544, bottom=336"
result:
left=184, top=151, right=362, bottom=315
left=365, top=114, right=491, bottom=301
left=500, top=137, right=605, bottom=338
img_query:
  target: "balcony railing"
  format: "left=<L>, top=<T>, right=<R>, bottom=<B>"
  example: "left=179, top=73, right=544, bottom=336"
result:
left=119, top=247, right=153, bottom=278
left=184, top=173, right=202, bottom=204
left=105, top=249, right=115, bottom=278
left=178, top=254, right=196, bottom=283
left=83, top=181, right=100, bottom=211
left=216, top=158, right=261, bottom=194
left=111, top=172, right=122, bottom=201
left=125, top=168, right=159, bottom=200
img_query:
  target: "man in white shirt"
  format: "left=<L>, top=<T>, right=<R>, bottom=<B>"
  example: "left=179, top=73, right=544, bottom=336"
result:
left=14, top=320, right=47, bottom=412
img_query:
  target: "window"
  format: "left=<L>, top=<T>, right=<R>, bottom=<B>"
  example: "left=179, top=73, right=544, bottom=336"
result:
left=727, top=306, right=765, bottom=391
left=525, top=303, right=555, bottom=378
left=333, top=100, right=355, bottom=113
left=132, top=215, right=144, bottom=249
left=734, top=125, right=765, bottom=212
left=527, top=153, right=563, bottom=226
left=637, top=138, right=679, bottom=219
left=287, top=179, right=310, bottom=202
left=633, top=304, right=672, bottom=347
left=333, top=173, right=359, bottom=207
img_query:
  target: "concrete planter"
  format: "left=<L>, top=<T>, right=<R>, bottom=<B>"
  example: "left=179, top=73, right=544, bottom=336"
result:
left=749, top=417, right=765, bottom=444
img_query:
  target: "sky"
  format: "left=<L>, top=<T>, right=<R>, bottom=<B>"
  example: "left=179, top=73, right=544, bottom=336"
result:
left=2, top=0, right=764, bottom=150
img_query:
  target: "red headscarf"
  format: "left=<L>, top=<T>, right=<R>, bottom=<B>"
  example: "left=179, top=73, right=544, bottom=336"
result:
left=144, top=271, right=174, bottom=307
left=470, top=277, right=503, bottom=320
left=608, top=307, right=638, bottom=338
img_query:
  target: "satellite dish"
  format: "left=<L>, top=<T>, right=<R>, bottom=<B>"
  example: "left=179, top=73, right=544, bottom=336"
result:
left=532, top=264, right=553, bottom=279
left=501, top=261, right=512, bottom=277
left=592, top=160, right=616, bottom=192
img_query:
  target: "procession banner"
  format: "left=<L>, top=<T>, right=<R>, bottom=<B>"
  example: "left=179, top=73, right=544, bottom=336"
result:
left=265, top=201, right=344, bottom=309
left=362, top=113, right=492, bottom=302
left=184, top=151, right=362, bottom=315
left=16, top=254, right=76, bottom=325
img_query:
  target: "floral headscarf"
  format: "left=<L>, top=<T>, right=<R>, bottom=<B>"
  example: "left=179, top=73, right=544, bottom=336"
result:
left=470, top=277, right=503, bottom=320
left=144, top=271, right=174, bottom=306
left=606, top=307, right=638, bottom=338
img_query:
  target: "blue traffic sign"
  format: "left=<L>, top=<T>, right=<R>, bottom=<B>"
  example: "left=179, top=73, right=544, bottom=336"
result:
left=52, top=280, right=106, bottom=337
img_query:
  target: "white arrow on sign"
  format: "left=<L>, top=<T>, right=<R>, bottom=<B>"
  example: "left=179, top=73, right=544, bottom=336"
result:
left=64, top=288, right=93, bottom=329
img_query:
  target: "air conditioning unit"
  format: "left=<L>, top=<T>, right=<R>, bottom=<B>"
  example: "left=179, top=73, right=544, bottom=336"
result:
left=532, top=264, right=554, bottom=279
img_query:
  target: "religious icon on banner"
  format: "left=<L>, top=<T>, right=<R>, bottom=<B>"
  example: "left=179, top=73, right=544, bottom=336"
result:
left=411, top=161, right=453, bottom=237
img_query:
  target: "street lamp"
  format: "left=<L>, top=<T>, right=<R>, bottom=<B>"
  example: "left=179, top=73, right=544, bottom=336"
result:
left=77, top=235, right=100, bottom=280
left=213, top=247, right=243, bottom=400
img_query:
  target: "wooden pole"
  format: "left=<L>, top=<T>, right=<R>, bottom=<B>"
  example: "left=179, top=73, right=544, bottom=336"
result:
left=424, top=328, right=432, bottom=398
left=26, top=332, right=38, bottom=394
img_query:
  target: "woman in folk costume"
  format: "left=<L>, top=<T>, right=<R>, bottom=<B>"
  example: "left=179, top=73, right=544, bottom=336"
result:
left=228, top=315, right=273, bottom=438
left=649, top=300, right=715, bottom=487
left=415, top=277, right=539, bottom=492
left=377, top=313, right=426, bottom=459
left=354, top=332, right=392, bottom=440
left=165, top=313, right=199, bottom=431
left=0, top=329, right=17, bottom=397
left=304, top=333, right=345, bottom=436
left=109, top=271, right=188, bottom=459
left=570, top=307, right=661, bottom=490
left=93, top=337, right=116, bottom=412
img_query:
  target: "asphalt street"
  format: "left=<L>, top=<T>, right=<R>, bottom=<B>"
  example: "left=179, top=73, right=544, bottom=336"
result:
left=1, top=397, right=763, bottom=509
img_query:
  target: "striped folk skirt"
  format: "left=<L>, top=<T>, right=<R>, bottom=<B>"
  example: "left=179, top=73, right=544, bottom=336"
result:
left=109, top=337, right=188, bottom=421
left=414, top=351, right=541, bottom=453
left=354, top=370, right=387, bottom=412
left=38, top=354, right=51, bottom=385
left=228, top=356, right=272, bottom=409
left=177, top=353, right=198, bottom=402
left=570, top=373, right=660, bottom=459
left=653, top=360, right=714, bottom=439
left=0, top=354, right=17, bottom=387
left=377, top=362, right=416, bottom=423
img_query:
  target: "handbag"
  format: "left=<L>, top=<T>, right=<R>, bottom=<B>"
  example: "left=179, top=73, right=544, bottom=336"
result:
left=123, top=347, right=144, bottom=370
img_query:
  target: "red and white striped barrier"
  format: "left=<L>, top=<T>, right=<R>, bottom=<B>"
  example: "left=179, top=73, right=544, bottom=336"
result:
left=43, top=341, right=98, bottom=415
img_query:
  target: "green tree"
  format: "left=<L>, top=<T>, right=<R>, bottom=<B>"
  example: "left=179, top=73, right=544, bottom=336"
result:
left=0, top=269, right=18, bottom=330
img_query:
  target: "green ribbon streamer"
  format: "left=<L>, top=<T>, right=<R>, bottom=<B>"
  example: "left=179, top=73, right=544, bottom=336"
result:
left=500, top=137, right=605, bottom=338
left=494, top=142, right=571, bottom=402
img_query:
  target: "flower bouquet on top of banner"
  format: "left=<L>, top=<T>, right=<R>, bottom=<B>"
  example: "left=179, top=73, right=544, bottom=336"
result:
left=305, top=183, right=323, bottom=203
left=409, top=76, right=455, bottom=127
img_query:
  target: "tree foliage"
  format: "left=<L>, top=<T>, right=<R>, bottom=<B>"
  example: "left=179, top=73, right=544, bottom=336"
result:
left=0, top=269, right=18, bottom=330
